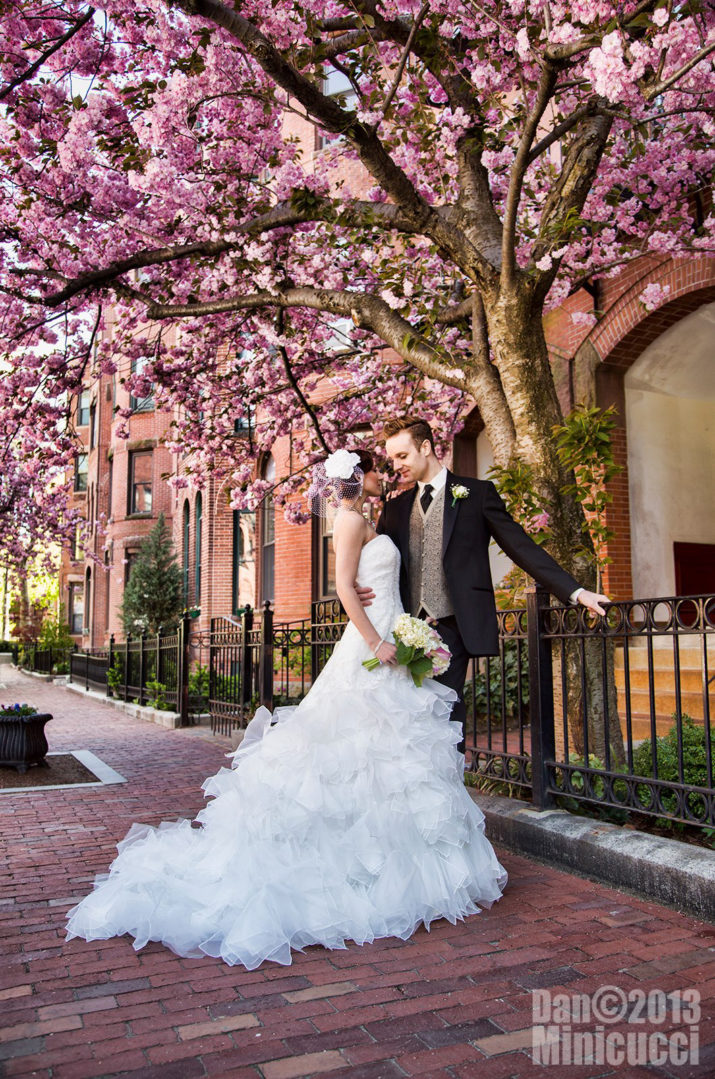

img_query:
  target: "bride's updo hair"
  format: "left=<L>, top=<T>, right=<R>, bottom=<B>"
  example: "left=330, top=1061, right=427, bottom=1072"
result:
left=307, top=447, right=373, bottom=517
left=351, top=449, right=374, bottom=475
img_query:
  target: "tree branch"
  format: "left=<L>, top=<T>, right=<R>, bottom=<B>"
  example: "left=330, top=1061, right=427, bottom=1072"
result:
left=0, top=8, right=95, bottom=102
left=374, top=2, right=429, bottom=128
left=501, top=63, right=559, bottom=290
left=464, top=292, right=515, bottom=467
left=527, top=97, right=611, bottom=166
left=15, top=196, right=445, bottom=308
left=276, top=310, right=330, bottom=455
left=531, top=110, right=614, bottom=304
left=643, top=41, right=715, bottom=100
left=432, top=294, right=474, bottom=324
left=144, top=285, right=468, bottom=389
left=167, top=0, right=484, bottom=276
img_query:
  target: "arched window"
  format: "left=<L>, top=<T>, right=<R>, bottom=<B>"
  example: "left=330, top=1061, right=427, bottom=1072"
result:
left=232, top=510, right=256, bottom=615
left=182, top=499, right=190, bottom=605
left=261, top=456, right=275, bottom=604
left=194, top=493, right=202, bottom=605
left=84, top=567, right=91, bottom=638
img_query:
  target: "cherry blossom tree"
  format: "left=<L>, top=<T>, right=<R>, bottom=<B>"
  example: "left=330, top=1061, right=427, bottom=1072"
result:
left=0, top=0, right=713, bottom=586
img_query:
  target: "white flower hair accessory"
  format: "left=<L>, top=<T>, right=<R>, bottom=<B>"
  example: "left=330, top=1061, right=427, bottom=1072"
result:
left=450, top=483, right=469, bottom=508
left=307, top=449, right=365, bottom=517
left=324, top=449, right=361, bottom=480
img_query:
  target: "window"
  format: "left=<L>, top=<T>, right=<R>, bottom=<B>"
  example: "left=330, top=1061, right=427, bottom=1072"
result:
left=84, top=567, right=91, bottom=636
left=69, top=582, right=84, bottom=634
left=77, top=390, right=90, bottom=426
left=89, top=402, right=97, bottom=448
left=128, top=450, right=152, bottom=514
left=182, top=499, right=190, bottom=604
left=107, top=456, right=113, bottom=519
left=74, top=453, right=88, bottom=492
left=232, top=510, right=256, bottom=615
left=260, top=456, right=275, bottom=604
left=234, top=404, right=256, bottom=435
left=124, top=548, right=140, bottom=586
left=319, top=508, right=337, bottom=596
left=317, top=67, right=357, bottom=150
left=194, top=493, right=202, bottom=605
left=70, top=523, right=81, bottom=562
left=233, top=353, right=256, bottom=435
left=325, top=316, right=355, bottom=353
left=129, top=356, right=154, bottom=412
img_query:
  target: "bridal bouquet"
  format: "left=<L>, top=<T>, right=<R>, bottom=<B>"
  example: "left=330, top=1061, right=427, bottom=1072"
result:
left=363, top=613, right=452, bottom=687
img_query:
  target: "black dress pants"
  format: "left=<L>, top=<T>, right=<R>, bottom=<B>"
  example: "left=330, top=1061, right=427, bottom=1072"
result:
left=418, top=612, right=471, bottom=755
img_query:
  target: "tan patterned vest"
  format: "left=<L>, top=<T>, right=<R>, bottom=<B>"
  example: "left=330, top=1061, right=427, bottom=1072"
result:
left=408, top=485, right=455, bottom=620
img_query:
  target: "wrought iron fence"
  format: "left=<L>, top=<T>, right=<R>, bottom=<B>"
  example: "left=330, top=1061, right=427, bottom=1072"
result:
left=60, top=590, right=715, bottom=831
left=537, top=591, right=715, bottom=829
left=18, top=644, right=75, bottom=676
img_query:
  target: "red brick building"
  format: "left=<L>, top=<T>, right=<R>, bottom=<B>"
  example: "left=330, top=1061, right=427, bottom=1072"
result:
left=59, top=94, right=715, bottom=640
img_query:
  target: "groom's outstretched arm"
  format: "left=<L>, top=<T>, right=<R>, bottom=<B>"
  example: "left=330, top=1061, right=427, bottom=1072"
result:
left=482, top=481, right=583, bottom=606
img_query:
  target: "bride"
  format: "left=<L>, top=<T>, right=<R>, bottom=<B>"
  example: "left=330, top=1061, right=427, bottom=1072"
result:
left=66, top=449, right=508, bottom=969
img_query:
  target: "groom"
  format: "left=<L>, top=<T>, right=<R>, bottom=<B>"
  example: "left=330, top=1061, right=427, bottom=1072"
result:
left=363, top=417, right=609, bottom=751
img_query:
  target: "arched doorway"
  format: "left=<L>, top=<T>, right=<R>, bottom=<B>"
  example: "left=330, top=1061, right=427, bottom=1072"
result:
left=624, top=301, right=715, bottom=598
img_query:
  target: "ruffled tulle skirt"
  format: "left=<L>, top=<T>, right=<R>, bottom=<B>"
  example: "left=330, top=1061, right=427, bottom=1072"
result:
left=66, top=660, right=508, bottom=969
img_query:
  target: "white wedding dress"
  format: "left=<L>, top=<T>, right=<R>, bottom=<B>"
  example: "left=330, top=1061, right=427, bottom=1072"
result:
left=66, top=533, right=508, bottom=968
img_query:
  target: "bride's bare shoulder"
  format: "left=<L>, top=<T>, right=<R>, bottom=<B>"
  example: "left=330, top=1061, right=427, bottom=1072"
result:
left=332, top=509, right=369, bottom=548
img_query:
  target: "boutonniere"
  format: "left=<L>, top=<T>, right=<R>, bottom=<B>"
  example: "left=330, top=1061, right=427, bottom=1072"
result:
left=450, top=484, right=469, bottom=508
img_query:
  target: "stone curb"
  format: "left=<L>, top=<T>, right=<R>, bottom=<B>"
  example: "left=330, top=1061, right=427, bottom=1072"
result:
left=469, top=788, right=715, bottom=923
left=63, top=679, right=182, bottom=729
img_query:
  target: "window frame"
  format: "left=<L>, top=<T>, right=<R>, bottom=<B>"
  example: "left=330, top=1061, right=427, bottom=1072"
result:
left=194, top=493, right=202, bottom=606
left=182, top=499, right=190, bottom=605
left=127, top=449, right=153, bottom=516
left=260, top=456, right=276, bottom=605
left=77, top=390, right=90, bottom=427
left=129, top=356, right=154, bottom=413
left=74, top=453, right=88, bottom=493
left=316, top=66, right=358, bottom=151
left=69, top=582, right=84, bottom=634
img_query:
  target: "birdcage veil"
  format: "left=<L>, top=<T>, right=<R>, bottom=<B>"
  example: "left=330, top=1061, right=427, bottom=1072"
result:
left=307, top=449, right=372, bottom=518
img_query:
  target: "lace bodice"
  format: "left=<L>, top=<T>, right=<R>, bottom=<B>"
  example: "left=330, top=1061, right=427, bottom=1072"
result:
left=354, top=533, right=403, bottom=639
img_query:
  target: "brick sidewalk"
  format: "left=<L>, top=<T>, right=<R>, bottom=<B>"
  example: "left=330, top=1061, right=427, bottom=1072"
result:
left=1, top=666, right=713, bottom=1079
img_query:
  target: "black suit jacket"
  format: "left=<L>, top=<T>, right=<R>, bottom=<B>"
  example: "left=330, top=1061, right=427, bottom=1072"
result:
left=376, top=470, right=580, bottom=656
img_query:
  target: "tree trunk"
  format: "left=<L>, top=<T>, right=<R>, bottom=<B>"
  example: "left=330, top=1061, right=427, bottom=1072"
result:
left=482, top=287, right=626, bottom=770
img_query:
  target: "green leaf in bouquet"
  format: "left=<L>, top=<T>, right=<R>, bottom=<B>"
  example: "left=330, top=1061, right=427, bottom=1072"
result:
left=396, top=640, right=414, bottom=665
left=409, top=655, right=433, bottom=687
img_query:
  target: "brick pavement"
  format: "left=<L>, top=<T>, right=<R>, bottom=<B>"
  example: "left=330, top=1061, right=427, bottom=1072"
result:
left=1, top=666, right=713, bottom=1079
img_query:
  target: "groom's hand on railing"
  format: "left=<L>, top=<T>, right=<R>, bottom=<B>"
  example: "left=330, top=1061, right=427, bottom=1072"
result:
left=576, top=590, right=610, bottom=616
left=355, top=584, right=375, bottom=607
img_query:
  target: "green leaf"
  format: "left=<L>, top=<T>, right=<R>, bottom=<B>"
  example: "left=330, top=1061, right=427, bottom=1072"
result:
left=396, top=640, right=414, bottom=665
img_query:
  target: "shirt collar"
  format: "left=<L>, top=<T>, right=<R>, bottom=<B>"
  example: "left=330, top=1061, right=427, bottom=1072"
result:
left=417, top=466, right=447, bottom=493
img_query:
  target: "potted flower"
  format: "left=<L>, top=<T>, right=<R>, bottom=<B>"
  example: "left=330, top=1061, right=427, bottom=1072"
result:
left=0, top=703, right=53, bottom=773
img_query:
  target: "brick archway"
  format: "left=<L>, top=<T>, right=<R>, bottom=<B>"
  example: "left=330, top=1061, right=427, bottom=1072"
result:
left=585, top=258, right=715, bottom=600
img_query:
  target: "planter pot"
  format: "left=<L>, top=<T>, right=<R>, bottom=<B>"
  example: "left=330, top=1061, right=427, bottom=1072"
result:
left=0, top=713, right=53, bottom=773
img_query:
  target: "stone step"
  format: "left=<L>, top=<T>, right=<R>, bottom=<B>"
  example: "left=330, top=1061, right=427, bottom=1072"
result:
left=613, top=643, right=713, bottom=670
left=614, top=667, right=714, bottom=694
left=623, top=713, right=708, bottom=742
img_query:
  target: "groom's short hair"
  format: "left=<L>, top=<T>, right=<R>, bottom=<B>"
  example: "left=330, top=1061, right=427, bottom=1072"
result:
left=383, top=417, right=436, bottom=453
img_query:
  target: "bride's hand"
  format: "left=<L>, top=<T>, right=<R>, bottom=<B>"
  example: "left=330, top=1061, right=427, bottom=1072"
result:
left=374, top=641, right=397, bottom=666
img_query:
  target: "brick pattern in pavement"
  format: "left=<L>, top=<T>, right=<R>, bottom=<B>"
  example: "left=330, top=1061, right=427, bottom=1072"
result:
left=1, top=667, right=713, bottom=1079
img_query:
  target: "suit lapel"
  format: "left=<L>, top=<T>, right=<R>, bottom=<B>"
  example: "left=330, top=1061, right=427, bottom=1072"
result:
left=397, top=486, right=417, bottom=572
left=442, top=470, right=459, bottom=559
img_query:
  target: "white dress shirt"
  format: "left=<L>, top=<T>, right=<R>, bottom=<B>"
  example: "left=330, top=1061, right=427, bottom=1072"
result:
left=418, top=468, right=582, bottom=604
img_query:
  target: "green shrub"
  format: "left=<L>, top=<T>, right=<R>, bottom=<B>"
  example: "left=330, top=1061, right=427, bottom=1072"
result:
left=632, top=714, right=714, bottom=823
left=464, top=641, right=529, bottom=722
left=146, top=680, right=170, bottom=711
left=188, top=664, right=209, bottom=705
left=107, top=660, right=123, bottom=696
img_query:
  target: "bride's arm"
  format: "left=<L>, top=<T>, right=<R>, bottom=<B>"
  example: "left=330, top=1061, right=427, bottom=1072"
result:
left=334, top=514, right=397, bottom=666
